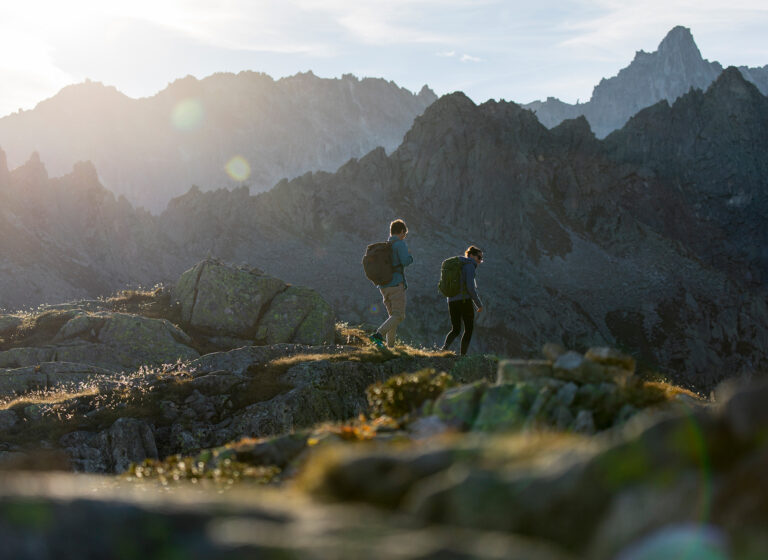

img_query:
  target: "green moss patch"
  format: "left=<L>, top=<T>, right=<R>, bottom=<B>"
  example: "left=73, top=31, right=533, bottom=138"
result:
left=367, top=369, right=454, bottom=418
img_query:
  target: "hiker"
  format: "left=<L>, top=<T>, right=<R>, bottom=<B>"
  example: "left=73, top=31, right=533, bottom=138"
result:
left=366, top=219, right=413, bottom=347
left=441, top=246, right=483, bottom=355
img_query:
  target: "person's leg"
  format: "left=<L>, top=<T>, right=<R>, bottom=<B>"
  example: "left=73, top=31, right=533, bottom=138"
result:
left=384, top=285, right=406, bottom=346
left=459, top=300, right=475, bottom=355
left=377, top=285, right=406, bottom=346
left=376, top=287, right=394, bottom=334
left=370, top=287, right=393, bottom=345
left=442, top=300, right=463, bottom=350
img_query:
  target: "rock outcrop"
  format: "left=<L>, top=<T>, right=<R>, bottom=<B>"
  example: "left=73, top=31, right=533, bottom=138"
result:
left=0, top=260, right=336, bottom=397
left=172, top=259, right=335, bottom=346
left=1, top=355, right=764, bottom=559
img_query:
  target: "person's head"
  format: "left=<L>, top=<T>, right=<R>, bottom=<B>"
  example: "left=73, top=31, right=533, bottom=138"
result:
left=390, top=219, right=408, bottom=239
left=465, top=245, right=483, bottom=265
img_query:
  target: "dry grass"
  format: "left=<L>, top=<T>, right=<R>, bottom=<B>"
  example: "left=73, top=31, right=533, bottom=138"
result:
left=335, top=322, right=368, bottom=346
left=624, top=379, right=702, bottom=408
left=0, top=385, right=100, bottom=412
left=0, top=309, right=77, bottom=350
left=104, top=285, right=176, bottom=321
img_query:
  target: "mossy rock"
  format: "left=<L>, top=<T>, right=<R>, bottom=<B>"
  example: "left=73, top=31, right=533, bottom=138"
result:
left=473, top=383, right=538, bottom=432
left=367, top=369, right=453, bottom=418
left=255, top=286, right=335, bottom=345
left=450, top=355, right=498, bottom=384
left=433, top=381, right=487, bottom=429
left=498, top=359, right=553, bottom=384
left=172, top=260, right=286, bottom=337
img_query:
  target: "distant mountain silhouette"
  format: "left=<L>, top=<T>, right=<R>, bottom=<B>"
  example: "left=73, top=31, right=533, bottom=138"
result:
left=2, top=68, right=767, bottom=390
left=0, top=72, right=436, bottom=212
left=524, top=26, right=768, bottom=137
left=0, top=152, right=180, bottom=305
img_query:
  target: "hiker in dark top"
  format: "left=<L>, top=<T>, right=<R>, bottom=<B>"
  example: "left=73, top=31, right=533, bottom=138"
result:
left=442, top=246, right=483, bottom=355
left=369, top=219, right=414, bottom=348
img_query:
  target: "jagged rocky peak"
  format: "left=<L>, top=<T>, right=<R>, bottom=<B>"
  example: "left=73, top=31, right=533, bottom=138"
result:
left=520, top=25, right=768, bottom=137
left=10, top=151, right=48, bottom=183
left=418, top=84, right=438, bottom=102
left=550, top=115, right=597, bottom=149
left=656, top=25, right=701, bottom=59
left=708, top=65, right=763, bottom=99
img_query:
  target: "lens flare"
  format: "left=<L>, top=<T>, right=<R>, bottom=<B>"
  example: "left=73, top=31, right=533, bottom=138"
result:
left=171, top=98, right=204, bottom=131
left=225, top=156, right=251, bottom=182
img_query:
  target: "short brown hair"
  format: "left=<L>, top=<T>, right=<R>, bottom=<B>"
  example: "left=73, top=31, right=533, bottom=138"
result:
left=465, top=246, right=483, bottom=261
left=390, top=219, right=407, bottom=235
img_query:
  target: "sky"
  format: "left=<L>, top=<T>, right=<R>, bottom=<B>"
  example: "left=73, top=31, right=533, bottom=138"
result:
left=1, top=0, right=767, bottom=118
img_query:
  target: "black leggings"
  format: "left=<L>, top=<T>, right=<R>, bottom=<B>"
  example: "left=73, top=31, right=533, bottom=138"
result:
left=442, top=299, right=474, bottom=355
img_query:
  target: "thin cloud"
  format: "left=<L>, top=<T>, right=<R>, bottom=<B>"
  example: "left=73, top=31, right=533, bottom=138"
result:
left=461, top=54, right=482, bottom=62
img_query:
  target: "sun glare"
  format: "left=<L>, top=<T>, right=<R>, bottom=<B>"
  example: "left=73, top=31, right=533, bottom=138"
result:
left=171, top=98, right=204, bottom=131
left=225, top=156, right=251, bottom=182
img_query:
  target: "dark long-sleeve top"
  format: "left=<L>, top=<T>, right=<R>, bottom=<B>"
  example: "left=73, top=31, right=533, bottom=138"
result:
left=447, top=256, right=482, bottom=309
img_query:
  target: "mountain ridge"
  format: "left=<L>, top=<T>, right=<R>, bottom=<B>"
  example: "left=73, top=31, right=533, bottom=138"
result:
left=2, top=68, right=767, bottom=389
left=524, top=25, right=768, bottom=137
left=0, top=71, right=436, bottom=212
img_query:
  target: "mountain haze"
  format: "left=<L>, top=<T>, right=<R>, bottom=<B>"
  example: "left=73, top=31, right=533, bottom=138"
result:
left=524, top=26, right=768, bottom=137
left=0, top=72, right=436, bottom=212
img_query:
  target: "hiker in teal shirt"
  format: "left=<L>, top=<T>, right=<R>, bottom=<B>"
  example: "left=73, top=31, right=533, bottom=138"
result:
left=370, top=219, right=413, bottom=347
left=383, top=233, right=413, bottom=288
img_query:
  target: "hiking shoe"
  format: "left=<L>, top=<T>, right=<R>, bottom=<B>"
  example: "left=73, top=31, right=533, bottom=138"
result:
left=369, top=332, right=385, bottom=348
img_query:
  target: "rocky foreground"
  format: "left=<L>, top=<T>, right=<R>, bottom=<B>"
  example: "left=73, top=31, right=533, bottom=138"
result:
left=0, top=260, right=766, bottom=558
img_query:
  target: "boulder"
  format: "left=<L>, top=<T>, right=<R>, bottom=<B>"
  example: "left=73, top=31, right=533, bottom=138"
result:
left=473, top=383, right=538, bottom=432
left=61, top=418, right=158, bottom=473
left=0, top=347, right=55, bottom=369
left=0, top=312, right=198, bottom=372
left=255, top=286, right=335, bottom=345
left=172, top=260, right=286, bottom=337
left=572, top=410, right=596, bottom=434
left=0, top=315, right=22, bottom=337
left=232, top=432, right=309, bottom=468
left=433, top=382, right=487, bottom=429
left=553, top=352, right=607, bottom=384
left=498, top=360, right=553, bottom=384
left=450, top=355, right=498, bottom=384
left=408, top=415, right=453, bottom=439
left=0, top=362, right=116, bottom=398
left=56, top=312, right=198, bottom=371
left=542, top=342, right=567, bottom=362
left=584, top=347, right=636, bottom=373
left=0, top=409, right=19, bottom=431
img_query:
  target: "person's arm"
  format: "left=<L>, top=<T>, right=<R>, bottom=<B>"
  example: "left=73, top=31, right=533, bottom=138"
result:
left=396, top=241, right=414, bottom=268
left=464, top=265, right=483, bottom=310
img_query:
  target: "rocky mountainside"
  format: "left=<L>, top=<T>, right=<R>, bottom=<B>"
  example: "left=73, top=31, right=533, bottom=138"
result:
left=0, top=151, right=182, bottom=307
left=524, top=26, right=768, bottom=137
left=155, top=69, right=768, bottom=391
left=0, top=72, right=436, bottom=211
left=604, top=67, right=768, bottom=282
left=1, top=69, right=767, bottom=390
